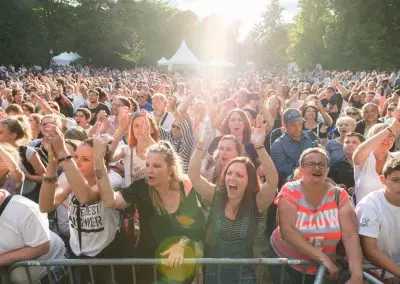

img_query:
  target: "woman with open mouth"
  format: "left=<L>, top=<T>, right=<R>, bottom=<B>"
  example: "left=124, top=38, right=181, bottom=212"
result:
left=189, top=115, right=278, bottom=283
left=94, top=138, right=205, bottom=284
left=268, top=147, right=363, bottom=284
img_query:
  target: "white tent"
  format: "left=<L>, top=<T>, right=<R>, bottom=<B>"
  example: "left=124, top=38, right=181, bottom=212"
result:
left=167, top=41, right=199, bottom=70
left=52, top=52, right=81, bottom=66
left=203, top=59, right=235, bottom=68
left=157, top=57, right=169, bottom=66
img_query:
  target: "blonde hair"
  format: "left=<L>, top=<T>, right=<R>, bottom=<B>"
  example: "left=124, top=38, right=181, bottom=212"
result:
left=0, top=142, right=21, bottom=165
left=367, top=122, right=389, bottom=138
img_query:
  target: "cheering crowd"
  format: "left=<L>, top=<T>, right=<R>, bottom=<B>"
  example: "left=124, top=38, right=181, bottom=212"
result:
left=0, top=67, right=400, bottom=284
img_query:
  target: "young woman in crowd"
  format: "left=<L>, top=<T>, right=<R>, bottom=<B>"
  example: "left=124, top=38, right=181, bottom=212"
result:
left=28, top=113, right=43, bottom=140
left=353, top=119, right=400, bottom=204
left=208, top=109, right=260, bottom=167
left=0, top=117, right=45, bottom=200
left=348, top=92, right=364, bottom=109
left=38, top=126, right=130, bottom=284
left=325, top=116, right=357, bottom=165
left=204, top=135, right=243, bottom=184
left=269, top=147, right=363, bottom=284
left=356, top=157, right=400, bottom=282
left=94, top=138, right=205, bottom=284
left=301, top=104, right=329, bottom=145
left=189, top=117, right=278, bottom=283
left=110, top=108, right=159, bottom=186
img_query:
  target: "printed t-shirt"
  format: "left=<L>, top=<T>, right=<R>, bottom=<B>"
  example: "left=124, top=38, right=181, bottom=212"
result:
left=356, top=189, right=400, bottom=280
left=68, top=171, right=122, bottom=257
left=270, top=180, right=349, bottom=274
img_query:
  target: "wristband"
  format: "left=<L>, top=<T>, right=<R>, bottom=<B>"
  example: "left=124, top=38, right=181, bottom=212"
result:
left=255, top=145, right=265, bottom=150
left=58, top=155, right=73, bottom=163
left=196, top=147, right=205, bottom=151
left=43, top=176, right=57, bottom=183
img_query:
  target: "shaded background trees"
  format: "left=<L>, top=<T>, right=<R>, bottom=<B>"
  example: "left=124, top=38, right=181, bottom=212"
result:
left=1, top=0, right=399, bottom=70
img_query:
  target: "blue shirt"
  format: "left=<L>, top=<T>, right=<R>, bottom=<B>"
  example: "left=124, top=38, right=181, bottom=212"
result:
left=139, top=102, right=154, bottom=112
left=270, top=130, right=317, bottom=183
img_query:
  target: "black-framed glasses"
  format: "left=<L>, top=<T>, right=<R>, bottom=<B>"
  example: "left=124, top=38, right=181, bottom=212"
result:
left=347, top=112, right=358, bottom=116
left=301, top=162, right=328, bottom=169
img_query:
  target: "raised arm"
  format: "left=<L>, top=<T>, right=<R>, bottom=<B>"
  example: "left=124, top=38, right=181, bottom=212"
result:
left=353, top=117, right=399, bottom=165
left=45, top=126, right=99, bottom=204
left=38, top=141, right=71, bottom=212
left=188, top=122, right=215, bottom=203
left=93, top=135, right=131, bottom=209
left=252, top=115, right=278, bottom=212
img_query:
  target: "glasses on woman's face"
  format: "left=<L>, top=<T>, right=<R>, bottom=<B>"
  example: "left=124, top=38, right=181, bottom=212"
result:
left=347, top=112, right=358, bottom=116
left=301, top=162, right=328, bottom=169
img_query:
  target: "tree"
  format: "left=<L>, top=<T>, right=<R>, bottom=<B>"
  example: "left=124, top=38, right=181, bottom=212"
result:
left=245, top=0, right=291, bottom=70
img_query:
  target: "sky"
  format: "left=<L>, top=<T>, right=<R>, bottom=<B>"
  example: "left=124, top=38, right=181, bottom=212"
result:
left=168, top=0, right=299, bottom=41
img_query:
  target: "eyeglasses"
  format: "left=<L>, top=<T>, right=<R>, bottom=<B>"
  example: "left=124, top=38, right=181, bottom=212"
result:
left=347, top=112, right=358, bottom=116
left=301, top=162, right=328, bottom=169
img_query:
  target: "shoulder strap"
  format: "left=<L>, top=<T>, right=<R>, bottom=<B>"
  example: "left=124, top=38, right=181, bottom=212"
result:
left=160, top=112, right=168, bottom=126
left=334, top=188, right=340, bottom=207
left=0, top=195, right=13, bottom=216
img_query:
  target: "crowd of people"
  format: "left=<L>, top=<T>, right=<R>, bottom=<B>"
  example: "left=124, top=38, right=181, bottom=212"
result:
left=0, top=66, right=400, bottom=284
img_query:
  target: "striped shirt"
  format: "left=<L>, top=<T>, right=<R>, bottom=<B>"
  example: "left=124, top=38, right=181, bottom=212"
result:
left=270, top=180, right=349, bottom=274
left=159, top=116, right=194, bottom=173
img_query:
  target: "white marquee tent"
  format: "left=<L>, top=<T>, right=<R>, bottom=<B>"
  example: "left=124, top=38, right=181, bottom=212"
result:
left=157, top=57, right=169, bottom=66
left=52, top=52, right=81, bottom=66
left=167, top=41, right=199, bottom=70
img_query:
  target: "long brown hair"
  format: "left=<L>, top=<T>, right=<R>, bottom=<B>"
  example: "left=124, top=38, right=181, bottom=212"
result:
left=127, top=113, right=159, bottom=148
left=217, top=157, right=261, bottom=219
left=220, top=109, right=252, bottom=145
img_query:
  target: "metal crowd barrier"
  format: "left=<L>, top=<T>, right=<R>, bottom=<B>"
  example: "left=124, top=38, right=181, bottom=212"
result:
left=2, top=258, right=393, bottom=284
left=4, top=258, right=326, bottom=284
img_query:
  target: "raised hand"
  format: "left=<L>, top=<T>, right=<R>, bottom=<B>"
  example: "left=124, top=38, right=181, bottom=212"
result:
left=117, top=106, right=131, bottom=132
left=93, top=135, right=113, bottom=163
left=251, top=114, right=266, bottom=147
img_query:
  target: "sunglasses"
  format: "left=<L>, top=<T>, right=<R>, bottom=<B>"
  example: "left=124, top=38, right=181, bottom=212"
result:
left=347, top=112, right=358, bottom=116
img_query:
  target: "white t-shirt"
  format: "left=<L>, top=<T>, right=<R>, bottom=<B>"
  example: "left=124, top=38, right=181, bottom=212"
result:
left=0, top=195, right=65, bottom=284
left=354, top=152, right=397, bottom=204
left=150, top=111, right=174, bottom=132
left=356, top=189, right=400, bottom=280
left=121, top=145, right=146, bottom=187
left=68, top=171, right=122, bottom=257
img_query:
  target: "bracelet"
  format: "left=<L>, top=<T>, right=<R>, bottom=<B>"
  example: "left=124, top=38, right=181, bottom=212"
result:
left=57, top=155, right=73, bottom=163
left=387, top=127, right=394, bottom=136
left=43, top=176, right=57, bottom=183
left=255, top=145, right=265, bottom=150
left=196, top=147, right=205, bottom=151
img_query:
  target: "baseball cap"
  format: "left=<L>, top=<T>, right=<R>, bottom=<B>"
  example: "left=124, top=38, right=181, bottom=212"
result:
left=283, top=108, right=303, bottom=124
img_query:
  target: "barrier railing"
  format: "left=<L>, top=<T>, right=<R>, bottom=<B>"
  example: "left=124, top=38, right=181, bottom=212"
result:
left=5, top=258, right=325, bottom=284
left=3, top=258, right=394, bottom=284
